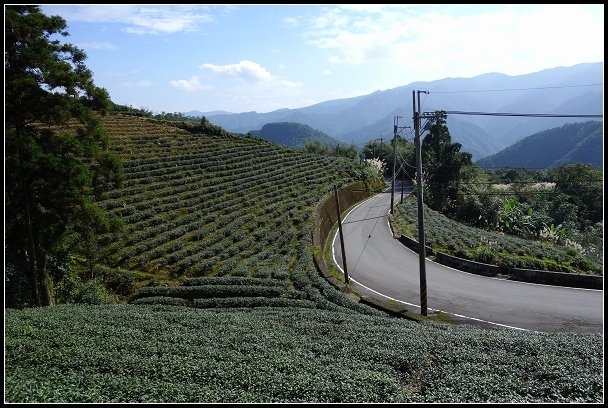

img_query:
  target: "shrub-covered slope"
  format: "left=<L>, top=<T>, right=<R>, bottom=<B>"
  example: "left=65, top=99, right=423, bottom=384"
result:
left=5, top=304, right=603, bottom=403
left=390, top=196, right=602, bottom=275
left=89, top=114, right=376, bottom=310
left=252, top=121, right=340, bottom=149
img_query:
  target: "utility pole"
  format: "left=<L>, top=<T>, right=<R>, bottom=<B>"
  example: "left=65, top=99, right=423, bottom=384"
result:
left=390, top=117, right=398, bottom=214
left=413, top=90, right=428, bottom=316
left=400, top=168, right=405, bottom=203
left=412, top=91, right=448, bottom=316
left=334, top=184, right=349, bottom=284
left=390, top=116, right=410, bottom=214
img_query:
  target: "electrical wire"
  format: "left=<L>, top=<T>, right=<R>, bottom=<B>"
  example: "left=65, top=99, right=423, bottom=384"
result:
left=428, top=83, right=602, bottom=94
left=445, top=111, right=602, bottom=118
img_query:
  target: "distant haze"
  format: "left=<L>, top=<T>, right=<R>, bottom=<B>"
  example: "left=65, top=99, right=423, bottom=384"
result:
left=200, top=62, right=603, bottom=160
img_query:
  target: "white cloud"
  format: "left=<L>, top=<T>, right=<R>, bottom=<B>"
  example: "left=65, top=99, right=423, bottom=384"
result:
left=200, top=60, right=273, bottom=83
left=201, top=60, right=304, bottom=89
left=169, top=76, right=212, bottom=92
left=277, top=79, right=303, bottom=89
left=282, top=16, right=299, bottom=27
left=302, top=5, right=604, bottom=77
left=322, top=69, right=333, bottom=76
left=43, top=5, right=214, bottom=35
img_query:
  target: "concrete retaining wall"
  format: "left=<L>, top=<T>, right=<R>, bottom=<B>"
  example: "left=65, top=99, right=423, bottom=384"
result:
left=398, top=234, right=603, bottom=290
left=312, top=182, right=375, bottom=292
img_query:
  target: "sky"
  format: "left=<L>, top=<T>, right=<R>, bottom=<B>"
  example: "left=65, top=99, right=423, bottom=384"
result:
left=39, top=4, right=604, bottom=115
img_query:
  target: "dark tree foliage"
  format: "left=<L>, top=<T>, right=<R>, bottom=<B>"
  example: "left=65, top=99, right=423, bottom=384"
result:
left=5, top=5, right=123, bottom=306
left=334, top=143, right=359, bottom=160
left=422, top=114, right=473, bottom=213
left=548, top=163, right=603, bottom=227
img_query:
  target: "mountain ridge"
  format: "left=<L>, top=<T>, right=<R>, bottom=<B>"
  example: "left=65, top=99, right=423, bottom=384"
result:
left=188, top=62, right=603, bottom=160
left=475, top=121, right=603, bottom=168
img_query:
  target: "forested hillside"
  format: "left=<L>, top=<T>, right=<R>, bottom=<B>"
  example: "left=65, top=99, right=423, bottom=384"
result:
left=476, top=121, right=603, bottom=168
left=251, top=122, right=340, bottom=149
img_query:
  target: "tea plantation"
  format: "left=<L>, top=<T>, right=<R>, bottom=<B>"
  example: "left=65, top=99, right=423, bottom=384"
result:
left=4, top=115, right=603, bottom=403
left=390, top=197, right=603, bottom=275
left=5, top=305, right=603, bottom=403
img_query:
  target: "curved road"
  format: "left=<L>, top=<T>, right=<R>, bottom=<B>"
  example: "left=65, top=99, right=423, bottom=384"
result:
left=333, top=184, right=603, bottom=333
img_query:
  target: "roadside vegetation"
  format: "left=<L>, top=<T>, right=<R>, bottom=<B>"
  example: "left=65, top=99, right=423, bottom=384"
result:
left=390, top=196, right=602, bottom=274
left=389, top=115, right=602, bottom=275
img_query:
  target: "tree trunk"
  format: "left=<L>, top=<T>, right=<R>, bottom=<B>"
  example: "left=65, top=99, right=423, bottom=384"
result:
left=17, top=127, right=42, bottom=306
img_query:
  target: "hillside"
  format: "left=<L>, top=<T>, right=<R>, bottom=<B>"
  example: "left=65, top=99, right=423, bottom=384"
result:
left=202, top=62, right=603, bottom=160
left=476, top=121, right=603, bottom=168
left=251, top=122, right=340, bottom=149
left=87, top=114, right=368, bottom=309
left=4, top=114, right=603, bottom=403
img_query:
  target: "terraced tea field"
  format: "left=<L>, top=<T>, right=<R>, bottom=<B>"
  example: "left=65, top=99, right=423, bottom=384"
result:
left=90, top=114, right=370, bottom=309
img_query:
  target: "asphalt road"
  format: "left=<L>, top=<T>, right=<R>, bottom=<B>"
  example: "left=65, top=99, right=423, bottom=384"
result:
left=333, top=183, right=604, bottom=333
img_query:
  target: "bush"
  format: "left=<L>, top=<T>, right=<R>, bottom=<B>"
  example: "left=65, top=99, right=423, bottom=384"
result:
left=471, top=245, right=497, bottom=264
left=55, top=274, right=117, bottom=305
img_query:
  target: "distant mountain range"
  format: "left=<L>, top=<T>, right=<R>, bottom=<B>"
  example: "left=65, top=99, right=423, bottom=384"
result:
left=249, top=122, right=340, bottom=149
left=476, top=121, right=603, bottom=168
left=186, top=62, right=603, bottom=161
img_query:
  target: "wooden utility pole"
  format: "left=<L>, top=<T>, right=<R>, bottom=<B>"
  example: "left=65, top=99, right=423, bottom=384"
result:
left=390, top=118, right=398, bottom=214
left=413, top=90, right=428, bottom=316
left=391, top=116, right=410, bottom=214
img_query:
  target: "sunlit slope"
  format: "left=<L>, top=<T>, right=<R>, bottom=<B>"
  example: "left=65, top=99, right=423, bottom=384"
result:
left=95, top=114, right=359, bottom=291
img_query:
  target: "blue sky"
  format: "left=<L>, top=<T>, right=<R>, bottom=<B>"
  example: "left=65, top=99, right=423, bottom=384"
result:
left=40, top=4, right=604, bottom=114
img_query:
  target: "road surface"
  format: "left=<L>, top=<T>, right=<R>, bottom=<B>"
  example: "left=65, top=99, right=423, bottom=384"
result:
left=333, top=183, right=603, bottom=333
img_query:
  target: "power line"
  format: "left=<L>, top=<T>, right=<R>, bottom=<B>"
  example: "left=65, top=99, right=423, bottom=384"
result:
left=430, top=83, right=603, bottom=94
left=445, top=111, right=602, bottom=118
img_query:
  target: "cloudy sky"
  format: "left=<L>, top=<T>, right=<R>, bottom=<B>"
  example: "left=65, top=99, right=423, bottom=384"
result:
left=41, top=4, right=604, bottom=114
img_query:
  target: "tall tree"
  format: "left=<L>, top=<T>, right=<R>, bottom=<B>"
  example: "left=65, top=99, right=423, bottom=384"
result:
left=5, top=6, right=123, bottom=306
left=422, top=114, right=472, bottom=213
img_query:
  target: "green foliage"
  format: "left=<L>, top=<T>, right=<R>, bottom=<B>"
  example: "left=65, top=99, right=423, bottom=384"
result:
left=175, top=117, right=229, bottom=137
left=5, top=5, right=123, bottom=306
left=110, top=103, right=154, bottom=118
left=470, top=245, right=497, bottom=264
left=421, top=114, right=473, bottom=213
left=453, top=165, right=502, bottom=228
left=393, top=197, right=602, bottom=274
left=334, top=143, right=359, bottom=160
left=362, top=135, right=415, bottom=178
left=548, top=163, right=603, bottom=225
left=303, top=139, right=331, bottom=155
left=256, top=122, right=340, bottom=149
left=5, top=305, right=603, bottom=402
left=54, top=272, right=117, bottom=305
